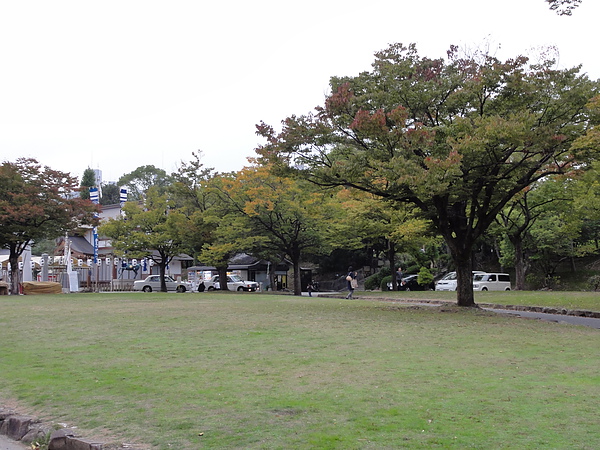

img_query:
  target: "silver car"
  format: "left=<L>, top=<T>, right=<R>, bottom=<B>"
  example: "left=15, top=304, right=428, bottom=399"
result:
left=133, top=275, right=192, bottom=293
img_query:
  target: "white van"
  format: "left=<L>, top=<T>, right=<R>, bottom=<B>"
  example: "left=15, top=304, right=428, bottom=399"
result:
left=435, top=271, right=485, bottom=291
left=472, top=273, right=511, bottom=291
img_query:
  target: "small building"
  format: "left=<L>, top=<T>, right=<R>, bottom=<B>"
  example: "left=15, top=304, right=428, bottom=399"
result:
left=188, top=253, right=290, bottom=291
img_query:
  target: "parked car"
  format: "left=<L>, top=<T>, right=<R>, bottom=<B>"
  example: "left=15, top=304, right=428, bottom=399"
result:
left=133, top=275, right=192, bottom=293
left=205, top=275, right=259, bottom=291
left=387, top=274, right=433, bottom=291
left=435, top=271, right=486, bottom=291
left=472, top=273, right=511, bottom=291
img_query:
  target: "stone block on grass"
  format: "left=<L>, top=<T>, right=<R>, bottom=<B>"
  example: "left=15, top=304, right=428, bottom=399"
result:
left=0, top=414, right=37, bottom=440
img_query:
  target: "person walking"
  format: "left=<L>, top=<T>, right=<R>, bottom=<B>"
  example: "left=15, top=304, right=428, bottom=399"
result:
left=345, top=266, right=357, bottom=299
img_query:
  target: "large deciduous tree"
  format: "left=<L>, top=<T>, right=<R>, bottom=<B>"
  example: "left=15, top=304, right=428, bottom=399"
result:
left=495, top=186, right=554, bottom=290
left=99, top=187, right=189, bottom=292
left=256, top=43, right=598, bottom=306
left=496, top=178, right=574, bottom=290
left=335, top=189, right=431, bottom=291
left=0, top=158, right=99, bottom=294
left=117, top=165, right=171, bottom=201
left=215, top=165, right=337, bottom=296
left=168, top=153, right=228, bottom=287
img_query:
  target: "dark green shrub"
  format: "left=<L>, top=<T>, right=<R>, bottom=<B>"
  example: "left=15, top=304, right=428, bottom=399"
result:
left=526, top=273, right=562, bottom=290
left=588, top=275, right=600, bottom=291
left=364, top=267, right=391, bottom=290
left=417, top=267, right=434, bottom=286
left=381, top=275, right=392, bottom=291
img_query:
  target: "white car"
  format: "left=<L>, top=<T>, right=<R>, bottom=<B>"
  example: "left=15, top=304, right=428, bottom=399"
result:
left=133, top=275, right=192, bottom=293
left=472, top=273, right=511, bottom=291
left=435, top=271, right=486, bottom=291
left=206, top=275, right=259, bottom=291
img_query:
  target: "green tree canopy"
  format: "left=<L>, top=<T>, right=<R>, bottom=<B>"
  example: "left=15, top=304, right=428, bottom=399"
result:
left=256, top=43, right=599, bottom=306
left=213, top=165, right=338, bottom=295
left=99, top=187, right=190, bottom=292
left=334, top=189, right=432, bottom=290
left=99, top=183, right=121, bottom=205
left=169, top=152, right=220, bottom=273
left=117, top=165, right=171, bottom=201
left=495, top=176, right=578, bottom=289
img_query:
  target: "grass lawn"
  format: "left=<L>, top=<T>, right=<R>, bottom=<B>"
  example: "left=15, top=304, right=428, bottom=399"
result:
left=1, top=291, right=599, bottom=449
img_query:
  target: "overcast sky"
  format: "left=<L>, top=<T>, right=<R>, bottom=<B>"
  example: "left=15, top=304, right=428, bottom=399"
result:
left=1, top=0, right=599, bottom=184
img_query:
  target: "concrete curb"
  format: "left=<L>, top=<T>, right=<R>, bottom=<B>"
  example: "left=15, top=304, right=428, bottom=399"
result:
left=477, top=302, right=600, bottom=318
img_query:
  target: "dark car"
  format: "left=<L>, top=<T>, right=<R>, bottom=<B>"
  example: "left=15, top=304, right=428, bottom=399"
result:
left=387, top=274, right=433, bottom=291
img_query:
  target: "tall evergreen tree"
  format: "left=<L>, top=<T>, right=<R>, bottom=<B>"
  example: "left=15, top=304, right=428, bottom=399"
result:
left=80, top=168, right=96, bottom=200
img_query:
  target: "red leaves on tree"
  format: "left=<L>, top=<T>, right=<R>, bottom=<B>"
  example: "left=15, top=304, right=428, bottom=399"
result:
left=325, top=82, right=354, bottom=114
left=350, top=109, right=387, bottom=134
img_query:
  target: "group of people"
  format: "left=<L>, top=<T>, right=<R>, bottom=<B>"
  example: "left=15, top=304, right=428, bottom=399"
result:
left=346, top=266, right=405, bottom=297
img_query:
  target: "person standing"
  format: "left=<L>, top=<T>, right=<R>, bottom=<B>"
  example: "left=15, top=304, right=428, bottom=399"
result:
left=396, top=267, right=404, bottom=291
left=346, top=266, right=357, bottom=299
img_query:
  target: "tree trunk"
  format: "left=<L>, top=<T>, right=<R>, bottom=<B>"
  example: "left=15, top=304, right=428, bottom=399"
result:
left=513, top=238, right=527, bottom=290
left=268, top=265, right=277, bottom=291
left=218, top=266, right=229, bottom=290
left=434, top=200, right=477, bottom=307
left=292, top=258, right=302, bottom=296
left=158, top=261, right=168, bottom=292
left=388, top=240, right=397, bottom=291
left=441, top=229, right=476, bottom=306
left=455, top=257, right=476, bottom=307
left=8, top=252, right=20, bottom=295
left=445, top=235, right=476, bottom=306
left=6, top=242, right=28, bottom=295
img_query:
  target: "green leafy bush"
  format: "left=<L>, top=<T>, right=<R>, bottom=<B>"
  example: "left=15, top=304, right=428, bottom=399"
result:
left=380, top=275, right=392, bottom=291
left=588, top=275, right=600, bottom=291
left=364, top=267, right=391, bottom=290
left=417, top=267, right=434, bottom=286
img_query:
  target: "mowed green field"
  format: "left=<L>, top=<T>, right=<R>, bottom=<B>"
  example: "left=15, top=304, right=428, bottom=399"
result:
left=1, top=291, right=598, bottom=449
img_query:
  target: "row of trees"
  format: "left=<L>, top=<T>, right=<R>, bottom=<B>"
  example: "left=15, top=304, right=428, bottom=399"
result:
left=99, top=147, right=600, bottom=300
left=2, top=151, right=598, bottom=298
left=2, top=42, right=598, bottom=304
left=80, top=165, right=172, bottom=205
left=99, top=154, right=344, bottom=295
